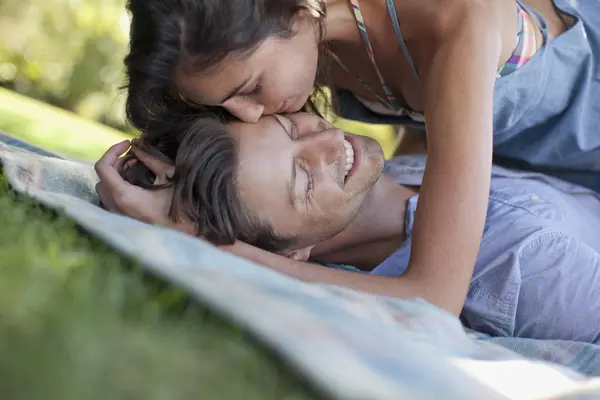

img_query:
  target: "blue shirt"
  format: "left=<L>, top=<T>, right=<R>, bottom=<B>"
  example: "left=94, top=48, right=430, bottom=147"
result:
left=345, top=155, right=600, bottom=343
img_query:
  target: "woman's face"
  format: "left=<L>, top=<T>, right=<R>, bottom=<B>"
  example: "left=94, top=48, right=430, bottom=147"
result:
left=173, top=16, right=320, bottom=123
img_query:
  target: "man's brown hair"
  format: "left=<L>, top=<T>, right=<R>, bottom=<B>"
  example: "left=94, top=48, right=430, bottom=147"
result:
left=120, top=110, right=295, bottom=252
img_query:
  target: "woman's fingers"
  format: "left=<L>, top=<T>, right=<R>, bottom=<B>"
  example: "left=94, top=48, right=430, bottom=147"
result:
left=130, top=144, right=175, bottom=179
left=95, top=181, right=121, bottom=213
left=94, top=140, right=137, bottom=211
left=94, top=140, right=131, bottom=192
left=113, top=151, right=128, bottom=173
left=93, top=140, right=188, bottom=230
left=124, top=157, right=138, bottom=170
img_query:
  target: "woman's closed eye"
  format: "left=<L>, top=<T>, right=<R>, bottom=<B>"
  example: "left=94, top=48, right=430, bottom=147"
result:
left=243, top=84, right=262, bottom=97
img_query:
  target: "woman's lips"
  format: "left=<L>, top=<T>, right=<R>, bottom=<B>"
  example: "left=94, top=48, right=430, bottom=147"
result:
left=279, top=97, right=305, bottom=114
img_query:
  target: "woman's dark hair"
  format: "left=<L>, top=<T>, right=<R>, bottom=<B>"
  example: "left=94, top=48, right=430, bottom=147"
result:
left=120, top=109, right=296, bottom=253
left=124, top=0, right=328, bottom=130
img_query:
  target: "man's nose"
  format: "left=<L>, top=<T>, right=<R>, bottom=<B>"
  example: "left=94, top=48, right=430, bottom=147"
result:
left=299, top=127, right=346, bottom=168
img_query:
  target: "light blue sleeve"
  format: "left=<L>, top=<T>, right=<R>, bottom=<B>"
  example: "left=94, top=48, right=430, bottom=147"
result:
left=513, top=231, right=600, bottom=343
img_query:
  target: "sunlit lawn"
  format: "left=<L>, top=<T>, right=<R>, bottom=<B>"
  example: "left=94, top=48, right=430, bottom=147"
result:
left=0, top=88, right=129, bottom=160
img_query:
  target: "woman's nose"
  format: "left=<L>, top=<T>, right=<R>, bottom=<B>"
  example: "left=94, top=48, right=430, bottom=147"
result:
left=223, top=98, right=264, bottom=123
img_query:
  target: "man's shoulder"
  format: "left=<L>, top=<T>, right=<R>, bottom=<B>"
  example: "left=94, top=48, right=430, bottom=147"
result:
left=468, top=217, right=600, bottom=340
left=467, top=195, right=600, bottom=338
left=475, top=182, right=600, bottom=295
left=476, top=182, right=588, bottom=278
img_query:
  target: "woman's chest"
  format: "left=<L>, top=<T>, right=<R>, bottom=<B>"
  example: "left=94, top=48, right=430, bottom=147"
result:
left=327, top=37, right=424, bottom=113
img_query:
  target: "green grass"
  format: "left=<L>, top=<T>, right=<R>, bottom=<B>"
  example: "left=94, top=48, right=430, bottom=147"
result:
left=0, top=182, right=314, bottom=399
left=0, top=88, right=129, bottom=161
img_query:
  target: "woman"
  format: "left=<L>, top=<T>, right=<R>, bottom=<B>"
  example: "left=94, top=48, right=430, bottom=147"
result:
left=96, top=0, right=600, bottom=315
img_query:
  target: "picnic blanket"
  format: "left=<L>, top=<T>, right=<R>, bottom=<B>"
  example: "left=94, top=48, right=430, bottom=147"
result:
left=3, top=134, right=600, bottom=400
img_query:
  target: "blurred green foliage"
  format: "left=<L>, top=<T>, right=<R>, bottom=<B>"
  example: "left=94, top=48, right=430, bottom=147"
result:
left=0, top=0, right=397, bottom=155
left=0, top=0, right=130, bottom=131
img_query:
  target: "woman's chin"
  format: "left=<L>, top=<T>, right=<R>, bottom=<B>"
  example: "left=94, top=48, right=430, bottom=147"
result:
left=284, top=97, right=306, bottom=113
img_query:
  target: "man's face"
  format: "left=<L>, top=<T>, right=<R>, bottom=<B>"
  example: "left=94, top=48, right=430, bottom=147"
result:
left=229, top=112, right=385, bottom=253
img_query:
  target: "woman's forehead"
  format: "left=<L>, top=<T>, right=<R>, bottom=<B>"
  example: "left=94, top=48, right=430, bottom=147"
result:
left=172, top=38, right=283, bottom=103
left=172, top=57, right=254, bottom=103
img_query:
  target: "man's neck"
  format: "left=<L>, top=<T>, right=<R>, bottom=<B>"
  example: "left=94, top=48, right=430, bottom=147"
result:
left=311, top=175, right=417, bottom=269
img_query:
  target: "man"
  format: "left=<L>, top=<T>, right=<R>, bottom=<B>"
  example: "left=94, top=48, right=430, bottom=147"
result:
left=112, top=111, right=600, bottom=343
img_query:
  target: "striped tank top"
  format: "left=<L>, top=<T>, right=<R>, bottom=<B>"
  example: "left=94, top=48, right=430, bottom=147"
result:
left=329, top=0, right=541, bottom=122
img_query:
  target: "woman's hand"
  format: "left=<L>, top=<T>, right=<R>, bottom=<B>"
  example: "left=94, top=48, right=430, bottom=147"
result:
left=94, top=140, right=196, bottom=235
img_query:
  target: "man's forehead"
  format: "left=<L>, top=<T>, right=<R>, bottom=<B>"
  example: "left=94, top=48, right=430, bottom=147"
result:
left=230, top=115, right=284, bottom=140
left=235, top=132, right=292, bottom=212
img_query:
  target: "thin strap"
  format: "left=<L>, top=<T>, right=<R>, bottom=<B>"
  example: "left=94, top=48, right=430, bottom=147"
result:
left=516, top=0, right=549, bottom=44
left=327, top=51, right=395, bottom=110
left=497, top=4, right=537, bottom=77
left=346, top=0, right=399, bottom=110
left=385, top=0, right=421, bottom=85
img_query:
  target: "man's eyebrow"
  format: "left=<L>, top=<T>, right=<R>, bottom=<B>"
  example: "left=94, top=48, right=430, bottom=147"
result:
left=272, top=116, right=297, bottom=206
left=219, top=75, right=251, bottom=104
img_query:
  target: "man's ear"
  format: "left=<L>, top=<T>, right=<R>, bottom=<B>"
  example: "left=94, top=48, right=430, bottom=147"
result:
left=284, top=246, right=313, bottom=262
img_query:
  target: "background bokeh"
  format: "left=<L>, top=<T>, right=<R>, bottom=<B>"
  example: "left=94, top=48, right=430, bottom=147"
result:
left=0, top=0, right=396, bottom=160
left=1, top=0, right=128, bottom=129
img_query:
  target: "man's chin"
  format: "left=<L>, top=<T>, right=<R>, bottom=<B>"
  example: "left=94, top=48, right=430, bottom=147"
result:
left=361, top=134, right=385, bottom=166
left=365, top=142, right=385, bottom=185
left=347, top=143, right=383, bottom=200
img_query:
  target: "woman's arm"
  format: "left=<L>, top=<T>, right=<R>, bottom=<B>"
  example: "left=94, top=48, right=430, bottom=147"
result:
left=222, top=240, right=461, bottom=312
left=232, top=3, right=509, bottom=316
left=395, top=1, right=509, bottom=315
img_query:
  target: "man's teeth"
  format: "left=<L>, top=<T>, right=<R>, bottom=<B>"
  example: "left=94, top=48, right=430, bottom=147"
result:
left=344, top=139, right=354, bottom=177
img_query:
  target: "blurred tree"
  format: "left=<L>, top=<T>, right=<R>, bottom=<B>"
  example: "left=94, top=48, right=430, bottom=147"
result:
left=0, top=0, right=131, bottom=131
